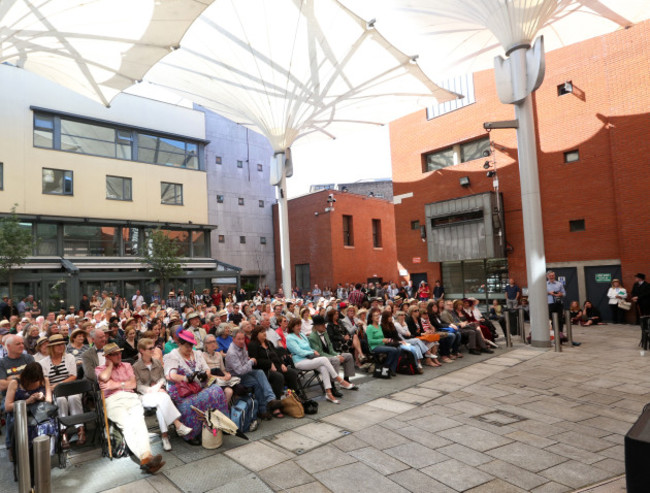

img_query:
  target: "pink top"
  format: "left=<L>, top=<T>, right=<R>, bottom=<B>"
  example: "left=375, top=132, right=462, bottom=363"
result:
left=95, top=362, right=135, bottom=399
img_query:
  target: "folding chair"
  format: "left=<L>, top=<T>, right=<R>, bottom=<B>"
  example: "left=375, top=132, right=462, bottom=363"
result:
left=295, top=369, right=326, bottom=398
left=53, top=379, right=103, bottom=468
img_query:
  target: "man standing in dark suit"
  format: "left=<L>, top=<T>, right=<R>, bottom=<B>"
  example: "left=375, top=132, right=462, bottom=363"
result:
left=632, top=273, right=650, bottom=318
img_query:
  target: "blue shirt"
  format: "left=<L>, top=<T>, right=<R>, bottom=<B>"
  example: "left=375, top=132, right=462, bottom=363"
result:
left=547, top=280, right=565, bottom=304
left=505, top=284, right=520, bottom=300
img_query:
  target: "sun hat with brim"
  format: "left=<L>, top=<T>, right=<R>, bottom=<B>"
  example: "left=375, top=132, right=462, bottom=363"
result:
left=186, top=312, right=201, bottom=321
left=103, top=343, right=123, bottom=356
left=122, top=318, right=136, bottom=330
left=48, top=334, right=66, bottom=346
left=217, top=310, right=228, bottom=317
left=177, top=329, right=197, bottom=345
left=0, top=320, right=10, bottom=327
left=70, top=329, right=86, bottom=340
left=0, top=327, right=10, bottom=336
left=36, top=336, right=49, bottom=348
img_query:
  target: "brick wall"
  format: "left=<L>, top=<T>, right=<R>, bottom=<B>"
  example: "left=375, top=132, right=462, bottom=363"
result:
left=390, top=20, right=650, bottom=288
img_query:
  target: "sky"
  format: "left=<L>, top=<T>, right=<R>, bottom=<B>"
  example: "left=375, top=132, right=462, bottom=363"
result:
left=287, top=125, right=393, bottom=198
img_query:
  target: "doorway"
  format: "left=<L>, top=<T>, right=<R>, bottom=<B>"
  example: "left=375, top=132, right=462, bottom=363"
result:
left=552, top=267, right=579, bottom=308
left=585, top=265, right=621, bottom=322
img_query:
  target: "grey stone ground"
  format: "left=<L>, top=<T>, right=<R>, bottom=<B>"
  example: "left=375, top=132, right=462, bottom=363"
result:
left=2, top=323, right=645, bottom=492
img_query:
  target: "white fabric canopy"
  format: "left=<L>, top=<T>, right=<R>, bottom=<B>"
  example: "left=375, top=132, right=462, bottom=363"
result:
left=144, top=0, right=457, bottom=152
left=344, top=0, right=649, bottom=78
left=0, top=0, right=214, bottom=106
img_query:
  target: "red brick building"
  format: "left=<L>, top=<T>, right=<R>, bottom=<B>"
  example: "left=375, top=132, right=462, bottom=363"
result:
left=389, top=20, right=650, bottom=318
left=272, top=190, right=398, bottom=291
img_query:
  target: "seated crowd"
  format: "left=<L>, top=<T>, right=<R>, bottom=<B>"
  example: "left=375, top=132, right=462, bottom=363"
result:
left=0, top=282, right=506, bottom=476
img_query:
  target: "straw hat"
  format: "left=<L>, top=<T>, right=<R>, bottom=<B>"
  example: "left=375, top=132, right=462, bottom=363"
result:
left=103, top=342, right=123, bottom=356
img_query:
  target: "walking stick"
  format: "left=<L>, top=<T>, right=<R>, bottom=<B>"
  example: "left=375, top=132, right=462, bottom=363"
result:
left=100, top=389, right=112, bottom=459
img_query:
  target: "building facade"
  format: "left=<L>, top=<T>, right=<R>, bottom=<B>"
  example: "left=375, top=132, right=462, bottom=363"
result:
left=310, top=178, right=394, bottom=201
left=0, top=65, right=240, bottom=311
left=199, top=107, right=277, bottom=291
left=389, top=20, right=650, bottom=318
left=272, top=189, right=398, bottom=292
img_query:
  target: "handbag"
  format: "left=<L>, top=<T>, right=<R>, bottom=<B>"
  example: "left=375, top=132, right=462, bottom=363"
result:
left=281, top=390, right=304, bottom=418
left=618, top=300, right=632, bottom=311
left=28, top=400, right=58, bottom=425
left=176, top=381, right=202, bottom=398
left=417, top=333, right=441, bottom=343
left=303, top=399, right=318, bottom=415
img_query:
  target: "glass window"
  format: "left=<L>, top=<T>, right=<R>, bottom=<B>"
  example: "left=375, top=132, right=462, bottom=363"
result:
left=564, top=150, right=579, bottom=163
left=0, top=162, right=3, bottom=190
left=60, top=119, right=116, bottom=158
left=215, top=156, right=222, bottom=165
left=216, top=194, right=224, bottom=203
left=410, top=220, right=420, bottom=230
left=463, top=260, right=486, bottom=298
left=218, top=235, right=225, bottom=243
left=237, top=160, right=243, bottom=168
left=192, top=231, right=206, bottom=257
left=123, top=227, right=139, bottom=256
left=161, top=182, right=183, bottom=205
left=259, top=200, right=264, bottom=208
left=570, top=219, right=585, bottom=232
left=343, top=215, right=354, bottom=246
left=34, top=114, right=54, bottom=148
left=257, top=163, right=263, bottom=172
left=240, top=236, right=246, bottom=244
left=36, top=223, right=58, bottom=255
left=64, top=225, right=118, bottom=256
left=460, top=137, right=490, bottom=162
left=238, top=197, right=245, bottom=206
left=260, top=237, right=267, bottom=245
left=424, top=147, right=455, bottom=172
left=106, top=176, right=132, bottom=201
left=42, top=168, right=73, bottom=195
left=372, top=219, right=382, bottom=248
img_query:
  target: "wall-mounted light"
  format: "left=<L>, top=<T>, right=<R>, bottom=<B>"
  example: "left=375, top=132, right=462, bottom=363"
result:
left=483, top=161, right=491, bottom=169
left=486, top=170, right=497, bottom=178
left=459, top=176, right=470, bottom=187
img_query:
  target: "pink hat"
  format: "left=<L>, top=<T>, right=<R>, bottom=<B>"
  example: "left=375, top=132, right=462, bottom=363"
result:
left=177, top=329, right=197, bottom=345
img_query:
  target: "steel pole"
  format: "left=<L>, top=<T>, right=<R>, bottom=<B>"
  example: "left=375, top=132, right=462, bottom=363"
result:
left=15, top=400, right=31, bottom=493
left=565, top=309, right=573, bottom=344
left=275, top=152, right=292, bottom=298
left=552, top=312, right=562, bottom=352
left=504, top=312, right=512, bottom=348
left=511, top=47, right=550, bottom=348
left=33, top=435, right=52, bottom=493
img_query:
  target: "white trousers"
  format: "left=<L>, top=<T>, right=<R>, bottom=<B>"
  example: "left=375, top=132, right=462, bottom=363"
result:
left=295, top=357, right=337, bottom=390
left=140, top=391, right=181, bottom=434
left=105, top=391, right=150, bottom=459
left=55, top=394, right=83, bottom=429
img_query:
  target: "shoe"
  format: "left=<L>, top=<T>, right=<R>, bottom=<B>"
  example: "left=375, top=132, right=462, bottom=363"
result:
left=416, top=366, right=424, bottom=374
left=454, top=352, right=463, bottom=359
left=259, top=412, right=273, bottom=421
left=440, top=356, right=454, bottom=364
left=487, top=340, right=499, bottom=348
left=162, top=436, right=172, bottom=451
left=331, top=387, right=343, bottom=398
left=481, top=348, right=494, bottom=354
left=141, top=454, right=165, bottom=474
left=469, top=349, right=482, bottom=355
left=325, top=393, right=340, bottom=404
left=572, top=341, right=582, bottom=346
left=186, top=437, right=202, bottom=446
left=176, top=423, right=193, bottom=437
left=389, top=370, right=397, bottom=377
left=340, top=380, right=357, bottom=390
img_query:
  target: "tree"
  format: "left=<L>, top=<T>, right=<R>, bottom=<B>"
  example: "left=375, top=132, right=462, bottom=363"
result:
left=0, top=205, right=33, bottom=300
left=142, top=228, right=183, bottom=296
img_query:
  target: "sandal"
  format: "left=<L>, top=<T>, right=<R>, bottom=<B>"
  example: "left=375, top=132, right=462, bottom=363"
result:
left=272, top=409, right=285, bottom=419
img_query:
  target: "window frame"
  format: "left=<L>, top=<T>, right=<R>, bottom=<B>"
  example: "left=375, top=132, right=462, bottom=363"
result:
left=216, top=194, right=224, bottom=203
left=42, top=168, right=74, bottom=196
left=237, top=160, right=244, bottom=169
left=218, top=234, right=225, bottom=243
left=160, top=182, right=183, bottom=206
left=0, top=162, right=3, bottom=191
left=106, top=175, right=132, bottom=201
left=342, top=215, right=354, bottom=247
left=239, top=236, right=246, bottom=244
left=372, top=219, right=382, bottom=248
left=564, top=149, right=580, bottom=163
left=260, top=236, right=267, bottom=245
left=259, top=200, right=264, bottom=208
left=238, top=197, right=245, bottom=206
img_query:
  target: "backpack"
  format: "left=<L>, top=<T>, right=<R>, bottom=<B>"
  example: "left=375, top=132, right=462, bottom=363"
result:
left=229, top=394, right=258, bottom=433
left=397, top=351, right=417, bottom=375
left=109, top=423, right=129, bottom=458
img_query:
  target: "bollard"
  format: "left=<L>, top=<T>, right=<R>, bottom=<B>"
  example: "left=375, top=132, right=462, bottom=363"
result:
left=15, top=400, right=31, bottom=493
left=33, top=435, right=52, bottom=493
left=504, top=312, right=512, bottom=348
left=552, top=312, right=562, bottom=352
left=518, top=307, right=527, bottom=343
left=565, top=310, right=573, bottom=344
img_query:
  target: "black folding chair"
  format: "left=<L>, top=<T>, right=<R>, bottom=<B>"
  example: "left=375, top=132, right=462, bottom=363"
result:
left=295, top=369, right=326, bottom=398
left=53, top=379, right=103, bottom=468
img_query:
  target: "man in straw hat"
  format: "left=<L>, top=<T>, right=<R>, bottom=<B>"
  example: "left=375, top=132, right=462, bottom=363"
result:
left=185, top=312, right=207, bottom=350
left=96, top=342, right=165, bottom=473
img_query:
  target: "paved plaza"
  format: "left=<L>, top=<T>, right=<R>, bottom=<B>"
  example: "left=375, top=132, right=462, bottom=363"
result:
left=2, top=323, right=646, bottom=492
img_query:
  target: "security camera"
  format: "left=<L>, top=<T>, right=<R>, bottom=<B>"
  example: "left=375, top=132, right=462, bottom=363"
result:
left=483, top=161, right=491, bottom=169
left=482, top=149, right=491, bottom=157
left=327, top=194, right=336, bottom=203
left=314, top=211, right=319, bottom=216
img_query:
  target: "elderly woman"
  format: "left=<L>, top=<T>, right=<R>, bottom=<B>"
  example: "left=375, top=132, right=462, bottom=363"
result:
left=66, top=328, right=89, bottom=378
left=23, top=324, right=41, bottom=355
left=299, top=307, right=313, bottom=336
left=216, top=323, right=233, bottom=355
left=248, top=325, right=300, bottom=402
left=39, top=334, right=85, bottom=447
left=607, top=279, right=628, bottom=324
left=393, top=310, right=438, bottom=368
left=163, top=329, right=229, bottom=445
left=201, top=334, right=240, bottom=403
left=286, top=318, right=354, bottom=404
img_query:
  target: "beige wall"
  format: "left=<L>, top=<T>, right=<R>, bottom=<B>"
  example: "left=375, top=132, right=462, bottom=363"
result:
left=0, top=64, right=209, bottom=224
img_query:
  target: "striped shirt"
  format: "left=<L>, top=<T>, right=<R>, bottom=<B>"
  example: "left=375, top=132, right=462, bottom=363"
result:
left=48, top=360, right=70, bottom=385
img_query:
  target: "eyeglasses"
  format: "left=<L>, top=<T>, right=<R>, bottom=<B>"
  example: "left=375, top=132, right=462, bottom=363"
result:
left=144, top=347, right=154, bottom=351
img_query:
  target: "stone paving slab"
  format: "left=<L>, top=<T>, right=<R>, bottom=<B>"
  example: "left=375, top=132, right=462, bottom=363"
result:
left=163, top=454, right=250, bottom=493
left=388, top=468, right=456, bottom=493
left=421, top=458, right=495, bottom=491
left=224, top=440, right=294, bottom=472
left=258, top=460, right=315, bottom=491
left=348, top=446, right=410, bottom=475
left=313, top=461, right=409, bottom=493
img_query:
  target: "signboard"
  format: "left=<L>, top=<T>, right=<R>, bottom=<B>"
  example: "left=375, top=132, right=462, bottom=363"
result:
left=212, top=277, right=237, bottom=284
left=595, top=273, right=611, bottom=283
left=412, top=257, right=421, bottom=264
left=398, top=269, right=408, bottom=276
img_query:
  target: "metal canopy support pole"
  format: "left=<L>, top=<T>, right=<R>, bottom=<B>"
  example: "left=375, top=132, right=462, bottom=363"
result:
left=274, top=152, right=292, bottom=298
left=15, top=400, right=31, bottom=493
left=494, top=38, right=550, bottom=348
left=33, top=435, right=52, bottom=493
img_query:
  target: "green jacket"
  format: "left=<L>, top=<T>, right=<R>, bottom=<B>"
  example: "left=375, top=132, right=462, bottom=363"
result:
left=308, top=330, right=338, bottom=358
left=365, top=324, right=385, bottom=351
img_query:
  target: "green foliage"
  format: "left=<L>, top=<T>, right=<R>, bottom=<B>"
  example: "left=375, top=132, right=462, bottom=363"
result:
left=141, top=228, right=183, bottom=294
left=0, top=205, right=33, bottom=299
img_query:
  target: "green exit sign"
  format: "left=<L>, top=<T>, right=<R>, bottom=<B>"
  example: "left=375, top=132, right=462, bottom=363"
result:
left=595, top=273, right=611, bottom=283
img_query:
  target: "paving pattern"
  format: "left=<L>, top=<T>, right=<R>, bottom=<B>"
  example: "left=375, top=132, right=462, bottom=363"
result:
left=1, top=323, right=645, bottom=492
